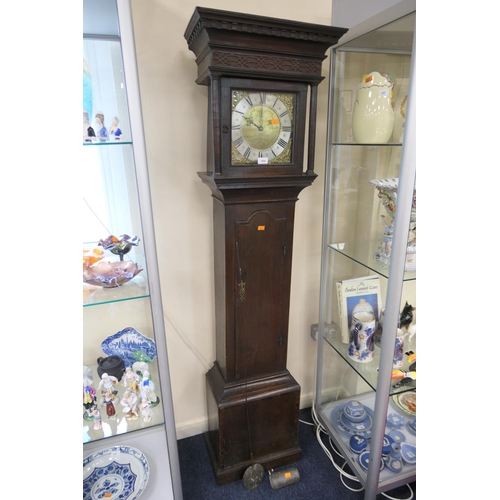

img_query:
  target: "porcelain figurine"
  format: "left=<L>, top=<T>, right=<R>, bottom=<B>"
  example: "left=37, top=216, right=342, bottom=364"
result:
left=89, top=405, right=102, bottom=430
left=83, top=378, right=96, bottom=420
left=83, top=110, right=96, bottom=142
left=98, top=373, right=119, bottom=397
left=139, top=397, right=153, bottom=423
left=108, top=116, right=123, bottom=140
left=140, top=370, right=160, bottom=408
left=103, top=390, right=117, bottom=419
left=121, top=388, right=139, bottom=421
left=95, top=112, right=109, bottom=142
left=352, top=71, right=395, bottom=144
left=123, top=366, right=140, bottom=394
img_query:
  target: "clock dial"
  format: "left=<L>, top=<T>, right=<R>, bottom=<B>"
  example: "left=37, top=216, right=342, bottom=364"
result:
left=231, top=91, right=294, bottom=165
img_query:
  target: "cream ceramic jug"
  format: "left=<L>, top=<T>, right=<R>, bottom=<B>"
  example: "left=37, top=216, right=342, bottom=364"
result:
left=352, top=71, right=395, bottom=144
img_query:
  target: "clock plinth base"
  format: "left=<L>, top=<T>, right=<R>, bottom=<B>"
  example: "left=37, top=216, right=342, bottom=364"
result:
left=205, top=363, right=302, bottom=485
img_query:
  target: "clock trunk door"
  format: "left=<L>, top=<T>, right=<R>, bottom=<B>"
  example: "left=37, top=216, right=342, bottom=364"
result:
left=234, top=208, right=291, bottom=380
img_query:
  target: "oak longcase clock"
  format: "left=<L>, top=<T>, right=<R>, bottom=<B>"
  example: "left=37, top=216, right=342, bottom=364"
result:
left=184, top=7, right=347, bottom=485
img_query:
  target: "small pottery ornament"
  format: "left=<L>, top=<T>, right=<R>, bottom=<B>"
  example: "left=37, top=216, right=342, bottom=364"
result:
left=139, top=397, right=154, bottom=423
left=370, top=178, right=416, bottom=272
left=123, top=366, right=141, bottom=394
left=140, top=370, right=160, bottom=408
left=348, top=311, right=376, bottom=363
left=121, top=388, right=140, bottom=420
left=352, top=71, right=395, bottom=144
left=385, top=443, right=404, bottom=473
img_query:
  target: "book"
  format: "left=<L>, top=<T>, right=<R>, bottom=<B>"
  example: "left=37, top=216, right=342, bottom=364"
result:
left=336, top=275, right=382, bottom=344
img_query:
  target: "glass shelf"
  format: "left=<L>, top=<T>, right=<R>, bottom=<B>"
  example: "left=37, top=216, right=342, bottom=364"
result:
left=83, top=274, right=149, bottom=307
left=328, top=242, right=416, bottom=281
left=83, top=359, right=165, bottom=444
left=316, top=392, right=415, bottom=491
left=323, top=324, right=415, bottom=397
left=83, top=141, right=133, bottom=146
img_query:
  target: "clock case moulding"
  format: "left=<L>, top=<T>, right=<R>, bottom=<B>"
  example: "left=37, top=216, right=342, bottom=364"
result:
left=184, top=7, right=347, bottom=486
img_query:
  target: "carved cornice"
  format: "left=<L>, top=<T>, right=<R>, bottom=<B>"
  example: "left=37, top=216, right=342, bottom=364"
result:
left=186, top=17, right=342, bottom=49
left=212, top=51, right=321, bottom=75
left=184, top=7, right=348, bottom=52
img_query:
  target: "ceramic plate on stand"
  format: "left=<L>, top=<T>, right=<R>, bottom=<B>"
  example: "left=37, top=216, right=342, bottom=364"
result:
left=390, top=391, right=416, bottom=416
left=83, top=445, right=149, bottom=500
left=101, top=327, right=157, bottom=368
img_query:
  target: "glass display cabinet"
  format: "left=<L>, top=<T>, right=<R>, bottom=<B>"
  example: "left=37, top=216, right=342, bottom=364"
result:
left=314, top=12, right=416, bottom=500
left=82, top=1, right=182, bottom=498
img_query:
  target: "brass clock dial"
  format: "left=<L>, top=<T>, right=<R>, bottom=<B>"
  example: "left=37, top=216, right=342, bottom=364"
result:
left=231, top=91, right=294, bottom=165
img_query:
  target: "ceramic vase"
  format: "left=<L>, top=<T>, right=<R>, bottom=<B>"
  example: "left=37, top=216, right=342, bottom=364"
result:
left=348, top=311, right=376, bottom=363
left=393, top=329, right=405, bottom=368
left=352, top=71, right=395, bottom=144
left=370, top=178, right=416, bottom=272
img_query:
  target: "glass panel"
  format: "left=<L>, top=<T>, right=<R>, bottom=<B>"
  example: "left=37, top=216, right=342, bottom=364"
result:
left=83, top=34, right=164, bottom=444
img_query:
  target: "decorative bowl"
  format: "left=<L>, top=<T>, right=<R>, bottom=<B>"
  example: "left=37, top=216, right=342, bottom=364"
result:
left=83, top=445, right=149, bottom=500
left=83, top=248, right=105, bottom=269
left=101, top=327, right=157, bottom=369
left=98, top=234, right=140, bottom=259
left=83, top=261, right=143, bottom=288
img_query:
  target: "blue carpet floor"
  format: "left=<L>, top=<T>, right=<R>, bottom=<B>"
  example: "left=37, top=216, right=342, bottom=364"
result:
left=177, top=407, right=416, bottom=499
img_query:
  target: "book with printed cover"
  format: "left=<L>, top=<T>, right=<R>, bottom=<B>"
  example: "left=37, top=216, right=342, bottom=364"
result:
left=337, top=275, right=382, bottom=344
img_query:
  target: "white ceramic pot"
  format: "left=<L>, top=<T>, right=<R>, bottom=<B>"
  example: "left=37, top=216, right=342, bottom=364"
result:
left=348, top=311, right=376, bottom=363
left=352, top=71, right=395, bottom=144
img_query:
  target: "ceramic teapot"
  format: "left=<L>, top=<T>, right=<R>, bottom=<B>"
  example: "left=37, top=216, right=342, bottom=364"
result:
left=96, top=355, right=125, bottom=381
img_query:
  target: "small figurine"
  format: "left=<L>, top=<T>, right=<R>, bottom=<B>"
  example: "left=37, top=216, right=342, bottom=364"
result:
left=89, top=405, right=102, bottom=430
left=95, top=112, right=109, bottom=142
left=108, top=116, right=123, bottom=140
left=139, top=396, right=153, bottom=423
left=98, top=373, right=119, bottom=397
left=83, top=378, right=96, bottom=420
left=123, top=366, right=140, bottom=394
left=140, top=370, right=160, bottom=408
left=121, top=388, right=139, bottom=421
left=103, top=390, right=117, bottom=420
left=83, top=110, right=96, bottom=142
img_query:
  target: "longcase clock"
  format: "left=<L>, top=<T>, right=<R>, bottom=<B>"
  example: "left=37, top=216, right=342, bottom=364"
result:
left=184, top=7, right=347, bottom=485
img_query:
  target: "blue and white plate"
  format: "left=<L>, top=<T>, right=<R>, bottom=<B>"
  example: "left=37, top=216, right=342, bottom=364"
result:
left=359, top=451, right=385, bottom=472
left=83, top=445, right=149, bottom=500
left=331, top=402, right=375, bottom=438
left=101, top=327, right=157, bottom=368
left=401, top=443, right=416, bottom=465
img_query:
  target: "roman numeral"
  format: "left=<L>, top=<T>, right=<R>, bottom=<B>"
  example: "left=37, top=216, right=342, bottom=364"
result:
left=277, top=138, right=288, bottom=149
left=245, top=95, right=253, bottom=106
left=233, top=136, right=244, bottom=148
left=282, top=126, right=292, bottom=133
left=243, top=147, right=251, bottom=159
left=279, top=110, right=289, bottom=118
left=259, top=92, right=266, bottom=104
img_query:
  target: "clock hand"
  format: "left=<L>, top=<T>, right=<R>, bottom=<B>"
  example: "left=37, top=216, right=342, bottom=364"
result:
left=243, top=116, right=263, bottom=131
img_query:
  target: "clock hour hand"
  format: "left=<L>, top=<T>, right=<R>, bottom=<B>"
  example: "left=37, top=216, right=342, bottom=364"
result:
left=243, top=116, right=263, bottom=131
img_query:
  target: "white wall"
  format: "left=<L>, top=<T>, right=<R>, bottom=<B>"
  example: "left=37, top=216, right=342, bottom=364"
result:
left=332, top=0, right=416, bottom=45
left=129, top=0, right=334, bottom=439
